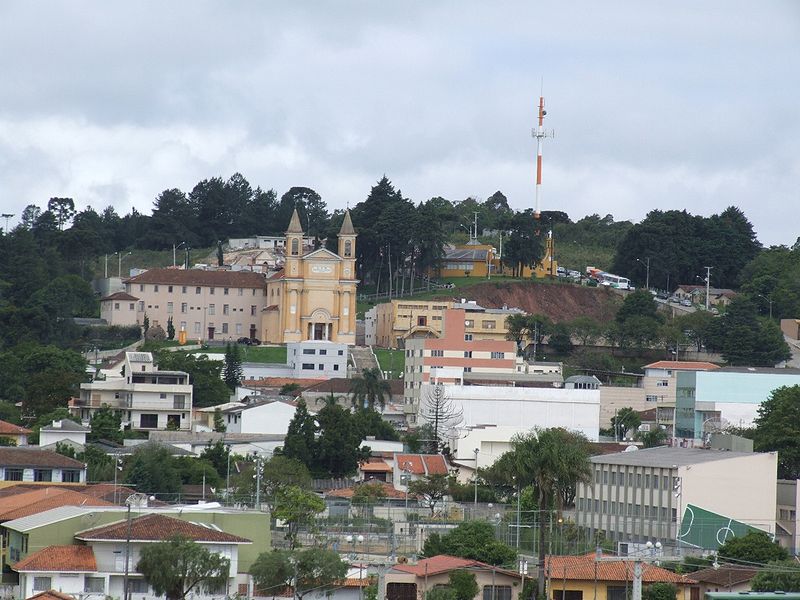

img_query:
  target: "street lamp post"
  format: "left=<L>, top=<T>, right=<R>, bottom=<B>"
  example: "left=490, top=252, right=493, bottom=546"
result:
left=758, top=294, right=774, bottom=319
left=225, top=444, right=232, bottom=505
left=473, top=448, right=479, bottom=509
left=173, top=242, right=186, bottom=268
left=118, top=251, right=132, bottom=278
left=123, top=493, right=149, bottom=600
left=636, top=257, right=650, bottom=290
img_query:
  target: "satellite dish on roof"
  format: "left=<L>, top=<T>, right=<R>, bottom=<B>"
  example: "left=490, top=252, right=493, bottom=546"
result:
left=624, top=445, right=638, bottom=452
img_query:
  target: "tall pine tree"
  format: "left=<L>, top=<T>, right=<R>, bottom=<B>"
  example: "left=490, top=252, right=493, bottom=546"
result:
left=222, top=343, right=243, bottom=390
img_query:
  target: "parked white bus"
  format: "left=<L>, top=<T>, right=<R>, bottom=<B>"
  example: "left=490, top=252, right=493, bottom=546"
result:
left=598, top=272, right=632, bottom=290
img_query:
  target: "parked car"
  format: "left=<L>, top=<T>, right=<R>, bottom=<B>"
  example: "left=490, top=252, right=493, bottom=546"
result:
left=669, top=295, right=680, bottom=303
left=680, top=298, right=693, bottom=307
left=657, top=291, right=670, bottom=300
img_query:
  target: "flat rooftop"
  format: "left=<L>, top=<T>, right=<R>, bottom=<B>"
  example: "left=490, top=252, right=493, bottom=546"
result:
left=590, top=446, right=763, bottom=468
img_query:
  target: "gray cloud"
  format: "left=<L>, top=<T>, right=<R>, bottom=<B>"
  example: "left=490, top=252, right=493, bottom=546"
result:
left=0, top=1, right=798, bottom=244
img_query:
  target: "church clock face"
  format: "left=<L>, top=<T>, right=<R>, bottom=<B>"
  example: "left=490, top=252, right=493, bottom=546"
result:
left=291, top=264, right=297, bottom=274
left=344, top=267, right=351, bottom=276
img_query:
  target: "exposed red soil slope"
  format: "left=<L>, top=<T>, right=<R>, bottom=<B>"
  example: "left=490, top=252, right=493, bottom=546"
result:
left=434, top=281, right=622, bottom=323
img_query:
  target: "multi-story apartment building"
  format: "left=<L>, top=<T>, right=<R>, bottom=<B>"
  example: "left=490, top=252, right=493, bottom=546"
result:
left=366, top=299, right=522, bottom=348
left=101, top=269, right=268, bottom=341
left=403, top=309, right=519, bottom=406
left=72, top=352, right=193, bottom=431
left=575, top=446, right=777, bottom=550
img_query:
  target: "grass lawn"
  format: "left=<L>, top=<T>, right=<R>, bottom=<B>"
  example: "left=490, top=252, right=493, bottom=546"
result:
left=192, top=345, right=288, bottom=364
left=374, top=348, right=405, bottom=379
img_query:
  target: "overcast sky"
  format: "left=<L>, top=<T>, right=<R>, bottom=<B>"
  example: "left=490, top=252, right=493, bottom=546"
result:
left=0, top=1, right=797, bottom=245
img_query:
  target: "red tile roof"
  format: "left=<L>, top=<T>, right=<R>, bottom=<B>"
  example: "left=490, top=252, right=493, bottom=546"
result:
left=325, top=481, right=408, bottom=500
left=643, top=361, right=720, bottom=371
left=100, top=291, right=139, bottom=301
left=13, top=545, right=96, bottom=572
left=0, top=420, right=31, bottom=436
left=0, top=447, right=85, bottom=469
left=242, top=378, right=321, bottom=389
left=690, top=566, right=757, bottom=586
left=545, top=554, right=696, bottom=584
left=26, top=591, right=76, bottom=600
left=392, top=555, right=520, bottom=578
left=360, top=461, right=392, bottom=473
left=395, top=454, right=449, bottom=475
left=0, top=488, right=112, bottom=521
left=127, top=268, right=266, bottom=288
left=76, top=513, right=251, bottom=543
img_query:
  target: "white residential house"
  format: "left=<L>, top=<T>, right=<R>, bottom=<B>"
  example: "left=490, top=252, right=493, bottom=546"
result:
left=38, top=420, right=89, bottom=448
left=71, top=352, right=193, bottom=432
left=287, top=341, right=349, bottom=378
left=0, top=448, right=86, bottom=483
left=14, top=514, right=251, bottom=600
left=196, top=398, right=303, bottom=435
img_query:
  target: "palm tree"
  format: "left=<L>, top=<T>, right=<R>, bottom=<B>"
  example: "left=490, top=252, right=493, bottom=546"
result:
left=349, top=367, right=391, bottom=411
left=503, top=428, right=592, bottom=600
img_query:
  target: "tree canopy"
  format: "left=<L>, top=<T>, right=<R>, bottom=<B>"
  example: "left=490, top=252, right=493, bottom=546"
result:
left=250, top=548, right=347, bottom=600
left=137, top=536, right=230, bottom=600
left=753, top=386, right=800, bottom=479
left=422, top=520, right=516, bottom=567
left=717, top=530, right=788, bottom=564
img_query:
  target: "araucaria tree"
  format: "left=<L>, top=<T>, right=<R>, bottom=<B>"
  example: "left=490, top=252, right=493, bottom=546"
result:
left=222, top=342, right=244, bottom=390
left=419, top=384, right=463, bottom=453
left=137, top=536, right=230, bottom=600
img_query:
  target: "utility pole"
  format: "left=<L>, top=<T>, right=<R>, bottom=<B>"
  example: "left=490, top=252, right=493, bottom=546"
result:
left=704, top=266, right=712, bottom=311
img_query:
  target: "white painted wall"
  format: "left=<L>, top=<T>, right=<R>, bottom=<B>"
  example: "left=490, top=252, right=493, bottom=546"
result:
left=240, top=402, right=298, bottom=435
left=680, top=451, right=778, bottom=534
left=39, top=429, right=87, bottom=447
left=421, top=383, right=600, bottom=442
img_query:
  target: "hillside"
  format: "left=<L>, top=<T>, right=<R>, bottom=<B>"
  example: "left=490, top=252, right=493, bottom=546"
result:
left=432, top=280, right=622, bottom=323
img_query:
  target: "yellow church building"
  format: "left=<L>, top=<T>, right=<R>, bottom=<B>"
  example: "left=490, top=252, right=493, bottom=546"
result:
left=261, top=208, right=358, bottom=345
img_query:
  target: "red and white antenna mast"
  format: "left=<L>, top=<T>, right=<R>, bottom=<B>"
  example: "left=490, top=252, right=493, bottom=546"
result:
left=532, top=95, right=551, bottom=221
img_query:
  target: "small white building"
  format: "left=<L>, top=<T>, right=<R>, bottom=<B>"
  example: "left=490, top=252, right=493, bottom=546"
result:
left=72, top=352, right=193, bottom=432
left=287, top=341, right=348, bottom=379
left=38, top=420, right=89, bottom=448
left=14, top=513, right=251, bottom=600
left=196, top=398, right=303, bottom=435
left=0, top=448, right=86, bottom=483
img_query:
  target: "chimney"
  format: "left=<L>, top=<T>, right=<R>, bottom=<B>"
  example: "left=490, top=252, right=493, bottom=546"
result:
left=53, top=420, right=62, bottom=428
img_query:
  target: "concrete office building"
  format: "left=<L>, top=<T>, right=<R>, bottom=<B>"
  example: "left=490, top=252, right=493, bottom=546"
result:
left=575, top=447, right=777, bottom=548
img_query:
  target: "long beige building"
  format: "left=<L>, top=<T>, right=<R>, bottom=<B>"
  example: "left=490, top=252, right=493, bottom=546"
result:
left=366, top=299, right=522, bottom=348
left=262, top=209, right=358, bottom=344
left=103, top=269, right=268, bottom=341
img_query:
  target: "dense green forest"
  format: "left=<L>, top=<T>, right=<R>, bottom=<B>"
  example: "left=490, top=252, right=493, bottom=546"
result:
left=1, top=172, right=798, bottom=427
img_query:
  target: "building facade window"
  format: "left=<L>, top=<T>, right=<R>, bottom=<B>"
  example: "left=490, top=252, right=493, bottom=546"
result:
left=62, top=469, right=81, bottom=483
left=167, top=302, right=173, bottom=314
left=209, top=304, right=215, bottom=315
left=222, top=323, right=228, bottom=334
left=196, top=287, right=201, bottom=294
left=140, top=414, right=158, bottom=428
left=33, top=469, right=52, bottom=482
left=181, top=302, right=188, bottom=313
left=223, top=304, right=230, bottom=315
left=464, top=351, right=472, bottom=358
left=490, top=351, right=504, bottom=359
left=33, top=577, right=52, bottom=592
left=4, top=468, right=23, bottom=481
left=483, top=586, right=512, bottom=600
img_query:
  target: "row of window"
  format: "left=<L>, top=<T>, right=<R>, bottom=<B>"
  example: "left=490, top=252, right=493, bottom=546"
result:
left=175, top=322, right=255, bottom=335
left=169, top=302, right=257, bottom=316
left=301, top=363, right=341, bottom=371
left=4, top=468, right=81, bottom=482
left=136, top=284, right=260, bottom=296
left=579, top=498, right=677, bottom=522
left=300, top=348, right=345, bottom=356
left=595, top=468, right=677, bottom=491
left=33, top=576, right=148, bottom=594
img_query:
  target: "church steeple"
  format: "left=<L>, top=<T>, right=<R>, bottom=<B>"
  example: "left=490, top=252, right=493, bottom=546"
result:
left=285, top=208, right=305, bottom=276
left=338, top=210, right=356, bottom=280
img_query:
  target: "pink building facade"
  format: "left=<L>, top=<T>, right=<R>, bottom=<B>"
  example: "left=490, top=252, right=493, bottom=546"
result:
left=403, top=309, right=518, bottom=412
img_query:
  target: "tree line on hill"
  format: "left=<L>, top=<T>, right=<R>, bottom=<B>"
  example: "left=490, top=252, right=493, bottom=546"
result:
left=1, top=171, right=798, bottom=428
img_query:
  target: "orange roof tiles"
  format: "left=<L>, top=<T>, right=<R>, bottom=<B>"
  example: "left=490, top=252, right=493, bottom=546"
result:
left=13, top=545, right=96, bottom=572
left=643, top=361, right=720, bottom=371
left=127, top=268, right=266, bottom=288
left=27, top=591, right=76, bottom=600
left=396, top=454, right=449, bottom=475
left=326, top=481, right=408, bottom=500
left=76, top=513, right=251, bottom=543
left=0, top=420, right=31, bottom=436
left=392, top=555, right=520, bottom=578
left=545, top=555, right=696, bottom=584
left=360, top=461, right=392, bottom=472
left=0, top=488, right=113, bottom=521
